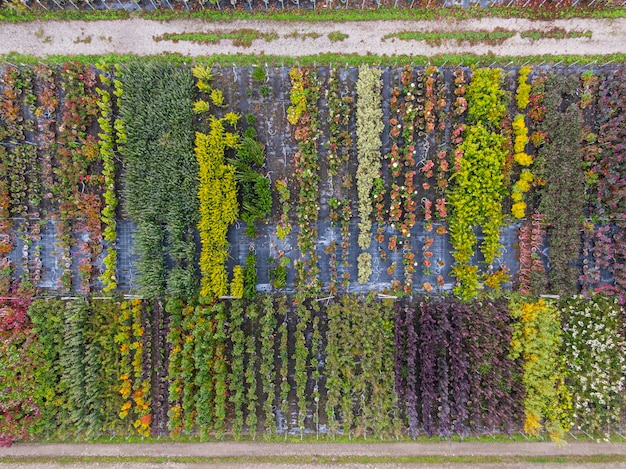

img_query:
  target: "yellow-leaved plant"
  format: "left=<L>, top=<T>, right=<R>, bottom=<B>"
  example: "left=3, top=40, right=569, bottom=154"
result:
left=193, top=65, right=241, bottom=300
left=196, top=119, right=239, bottom=298
left=516, top=66, right=532, bottom=110
left=449, top=67, right=509, bottom=299
left=95, top=62, right=120, bottom=292
left=511, top=112, right=535, bottom=220
left=230, top=265, right=244, bottom=298
left=509, top=298, right=571, bottom=442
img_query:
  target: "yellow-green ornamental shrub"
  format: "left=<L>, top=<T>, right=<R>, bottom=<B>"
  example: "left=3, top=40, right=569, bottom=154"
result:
left=210, top=89, right=225, bottom=107
left=95, top=62, right=120, bottom=292
left=509, top=298, right=571, bottom=442
left=287, top=68, right=306, bottom=125
left=193, top=100, right=210, bottom=114
left=465, top=67, right=507, bottom=129
left=192, top=64, right=213, bottom=93
left=196, top=117, right=240, bottom=299
left=511, top=109, right=534, bottom=220
left=513, top=115, right=529, bottom=153
left=449, top=68, right=508, bottom=299
left=355, top=65, right=383, bottom=283
left=449, top=124, right=507, bottom=298
left=517, top=66, right=532, bottom=110
left=230, top=265, right=244, bottom=299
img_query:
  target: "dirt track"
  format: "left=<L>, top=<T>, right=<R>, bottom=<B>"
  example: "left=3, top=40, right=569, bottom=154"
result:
left=0, top=17, right=625, bottom=57
left=3, top=440, right=626, bottom=457
left=3, top=441, right=626, bottom=468
left=0, top=441, right=626, bottom=458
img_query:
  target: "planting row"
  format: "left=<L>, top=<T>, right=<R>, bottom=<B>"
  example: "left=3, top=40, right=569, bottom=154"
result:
left=1, top=293, right=624, bottom=445
left=0, top=62, right=625, bottom=300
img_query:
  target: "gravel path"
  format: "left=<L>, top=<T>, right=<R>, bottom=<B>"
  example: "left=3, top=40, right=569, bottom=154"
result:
left=2, top=464, right=626, bottom=469
left=3, top=441, right=626, bottom=468
left=3, top=441, right=626, bottom=457
left=0, top=17, right=625, bottom=57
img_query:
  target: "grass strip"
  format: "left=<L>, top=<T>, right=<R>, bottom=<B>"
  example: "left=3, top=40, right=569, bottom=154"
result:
left=383, top=28, right=516, bottom=46
left=283, top=30, right=323, bottom=40
left=328, top=32, right=349, bottom=42
left=153, top=29, right=279, bottom=47
left=0, top=5, right=625, bottom=23
left=520, top=27, right=593, bottom=40
left=1, top=52, right=624, bottom=67
left=1, top=455, right=626, bottom=465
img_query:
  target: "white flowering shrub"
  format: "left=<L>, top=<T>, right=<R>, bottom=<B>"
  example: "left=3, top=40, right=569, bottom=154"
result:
left=560, top=295, right=626, bottom=438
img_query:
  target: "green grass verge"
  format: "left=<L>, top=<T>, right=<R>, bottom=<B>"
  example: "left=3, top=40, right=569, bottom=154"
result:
left=1, top=52, right=624, bottom=67
left=328, top=31, right=349, bottom=42
left=520, top=27, right=593, bottom=41
left=153, top=29, right=279, bottom=47
left=383, top=28, right=516, bottom=46
left=284, top=30, right=323, bottom=40
left=0, top=5, right=625, bottom=23
left=2, top=455, right=626, bottom=465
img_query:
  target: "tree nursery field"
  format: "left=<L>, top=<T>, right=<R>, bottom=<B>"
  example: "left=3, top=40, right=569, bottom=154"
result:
left=0, top=55, right=625, bottom=447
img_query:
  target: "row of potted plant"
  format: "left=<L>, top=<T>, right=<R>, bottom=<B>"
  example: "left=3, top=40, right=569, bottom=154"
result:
left=448, top=67, right=509, bottom=299
left=355, top=65, right=384, bottom=284
left=55, top=63, right=102, bottom=292
left=117, top=299, right=152, bottom=437
left=536, top=74, right=585, bottom=295
left=121, top=62, right=199, bottom=300
left=325, top=67, right=354, bottom=295
left=288, top=67, right=322, bottom=292
left=1, top=63, right=624, bottom=300
left=95, top=63, right=121, bottom=292
left=193, top=65, right=240, bottom=299
left=582, top=67, right=626, bottom=296
left=1, top=290, right=624, bottom=444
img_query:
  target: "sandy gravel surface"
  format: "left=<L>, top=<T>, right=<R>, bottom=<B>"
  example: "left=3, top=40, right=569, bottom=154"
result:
left=3, top=441, right=626, bottom=457
left=0, top=17, right=625, bottom=57
left=2, top=464, right=626, bottom=469
left=3, top=442, right=626, bottom=468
